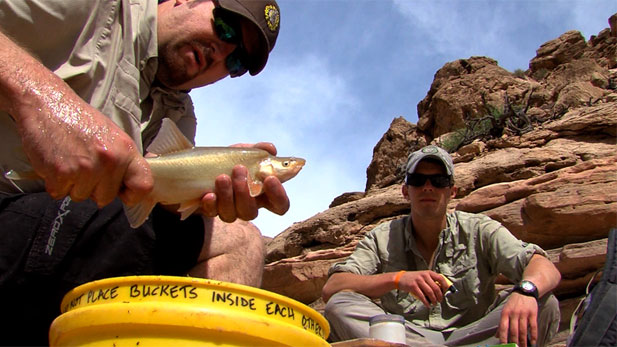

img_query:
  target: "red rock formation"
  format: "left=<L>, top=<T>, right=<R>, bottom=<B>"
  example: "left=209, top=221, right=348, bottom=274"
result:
left=262, top=13, right=617, bottom=343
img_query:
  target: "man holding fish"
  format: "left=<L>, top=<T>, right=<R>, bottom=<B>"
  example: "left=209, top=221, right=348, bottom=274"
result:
left=0, top=0, right=299, bottom=344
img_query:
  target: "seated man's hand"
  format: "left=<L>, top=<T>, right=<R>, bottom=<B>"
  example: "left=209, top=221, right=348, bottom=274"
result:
left=497, top=292, right=538, bottom=347
left=396, top=270, right=449, bottom=308
left=199, top=142, right=290, bottom=222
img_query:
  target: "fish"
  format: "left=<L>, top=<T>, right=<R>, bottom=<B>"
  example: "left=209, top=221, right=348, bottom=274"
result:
left=4, top=118, right=306, bottom=228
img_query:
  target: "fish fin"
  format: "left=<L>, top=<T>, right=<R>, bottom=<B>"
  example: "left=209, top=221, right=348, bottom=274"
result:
left=123, top=198, right=157, bottom=229
left=177, top=201, right=201, bottom=220
left=4, top=169, right=40, bottom=180
left=248, top=177, right=264, bottom=197
left=146, top=118, right=194, bottom=155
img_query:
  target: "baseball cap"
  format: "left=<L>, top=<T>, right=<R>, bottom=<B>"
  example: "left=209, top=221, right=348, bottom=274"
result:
left=405, top=145, right=454, bottom=177
left=216, top=0, right=280, bottom=75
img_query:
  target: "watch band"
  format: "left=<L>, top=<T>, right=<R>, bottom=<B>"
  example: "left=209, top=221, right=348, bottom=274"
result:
left=513, top=280, right=539, bottom=300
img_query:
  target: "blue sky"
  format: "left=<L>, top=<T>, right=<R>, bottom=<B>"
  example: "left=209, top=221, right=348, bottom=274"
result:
left=190, top=0, right=616, bottom=238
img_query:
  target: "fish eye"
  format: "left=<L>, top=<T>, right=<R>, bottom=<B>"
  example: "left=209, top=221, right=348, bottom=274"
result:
left=282, top=161, right=290, bottom=167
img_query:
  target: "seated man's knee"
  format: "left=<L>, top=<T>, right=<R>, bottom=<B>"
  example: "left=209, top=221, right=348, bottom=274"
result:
left=206, top=218, right=264, bottom=258
left=241, top=221, right=264, bottom=247
left=540, top=293, right=559, bottom=310
left=537, top=293, right=560, bottom=344
left=325, top=291, right=372, bottom=316
left=192, top=218, right=265, bottom=286
left=324, top=291, right=347, bottom=317
left=539, top=293, right=560, bottom=322
left=227, top=219, right=262, bottom=244
left=235, top=221, right=265, bottom=259
left=324, top=291, right=386, bottom=342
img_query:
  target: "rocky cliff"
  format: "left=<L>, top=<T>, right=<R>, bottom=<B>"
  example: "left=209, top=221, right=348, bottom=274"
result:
left=262, top=13, right=617, bottom=342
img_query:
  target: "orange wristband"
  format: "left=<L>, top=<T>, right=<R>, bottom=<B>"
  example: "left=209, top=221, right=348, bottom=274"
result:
left=393, top=270, right=405, bottom=290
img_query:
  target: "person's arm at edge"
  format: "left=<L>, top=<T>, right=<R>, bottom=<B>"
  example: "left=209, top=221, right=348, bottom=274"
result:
left=0, top=30, right=153, bottom=206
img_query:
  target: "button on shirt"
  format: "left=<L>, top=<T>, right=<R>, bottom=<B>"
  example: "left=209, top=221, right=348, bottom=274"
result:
left=0, top=0, right=197, bottom=193
left=329, top=210, right=547, bottom=331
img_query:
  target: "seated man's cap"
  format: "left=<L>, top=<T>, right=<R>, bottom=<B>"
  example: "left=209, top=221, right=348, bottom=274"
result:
left=216, top=0, right=281, bottom=75
left=406, top=145, right=454, bottom=176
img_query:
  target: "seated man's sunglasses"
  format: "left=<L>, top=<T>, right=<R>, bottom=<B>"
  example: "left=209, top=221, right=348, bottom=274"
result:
left=406, top=173, right=452, bottom=188
left=213, top=8, right=249, bottom=77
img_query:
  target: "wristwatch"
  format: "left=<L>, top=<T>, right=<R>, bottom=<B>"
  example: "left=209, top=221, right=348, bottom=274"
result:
left=513, top=280, right=539, bottom=300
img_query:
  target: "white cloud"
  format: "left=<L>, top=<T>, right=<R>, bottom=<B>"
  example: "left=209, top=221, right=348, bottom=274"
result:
left=393, top=1, right=505, bottom=55
left=191, top=53, right=359, bottom=149
left=568, top=1, right=616, bottom=39
left=393, top=0, right=616, bottom=72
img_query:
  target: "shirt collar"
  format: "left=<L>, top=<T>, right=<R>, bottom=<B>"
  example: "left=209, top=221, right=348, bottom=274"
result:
left=404, top=215, right=415, bottom=252
left=404, top=212, right=457, bottom=252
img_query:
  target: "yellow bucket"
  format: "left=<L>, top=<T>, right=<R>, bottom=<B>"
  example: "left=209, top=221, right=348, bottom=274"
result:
left=49, top=276, right=330, bottom=346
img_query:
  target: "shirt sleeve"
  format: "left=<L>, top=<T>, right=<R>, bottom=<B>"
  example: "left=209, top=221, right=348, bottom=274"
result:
left=169, top=93, right=197, bottom=144
left=0, top=0, right=102, bottom=68
left=328, top=227, right=383, bottom=276
left=142, top=88, right=198, bottom=149
left=478, top=215, right=547, bottom=282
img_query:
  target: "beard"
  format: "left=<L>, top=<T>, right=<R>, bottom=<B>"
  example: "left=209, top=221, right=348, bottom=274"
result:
left=156, top=40, right=213, bottom=88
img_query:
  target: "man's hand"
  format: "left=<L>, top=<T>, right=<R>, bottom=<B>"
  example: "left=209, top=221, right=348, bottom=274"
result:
left=199, top=142, right=290, bottom=222
left=497, top=292, right=538, bottom=347
left=16, top=102, right=153, bottom=207
left=396, top=270, right=450, bottom=308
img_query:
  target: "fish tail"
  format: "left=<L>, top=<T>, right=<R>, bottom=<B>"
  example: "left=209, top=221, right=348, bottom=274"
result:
left=4, top=169, right=40, bottom=180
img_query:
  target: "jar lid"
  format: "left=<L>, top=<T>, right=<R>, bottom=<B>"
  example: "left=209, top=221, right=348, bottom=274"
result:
left=369, top=314, right=405, bottom=325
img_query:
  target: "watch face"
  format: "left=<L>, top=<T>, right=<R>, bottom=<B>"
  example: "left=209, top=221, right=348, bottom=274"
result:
left=521, top=281, right=534, bottom=291
left=515, top=280, right=538, bottom=299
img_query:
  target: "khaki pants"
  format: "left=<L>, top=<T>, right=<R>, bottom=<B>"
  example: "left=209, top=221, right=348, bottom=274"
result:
left=324, top=290, right=560, bottom=346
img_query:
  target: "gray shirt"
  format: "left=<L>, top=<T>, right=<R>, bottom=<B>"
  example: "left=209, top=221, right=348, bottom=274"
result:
left=0, top=0, right=197, bottom=193
left=329, top=210, right=547, bottom=331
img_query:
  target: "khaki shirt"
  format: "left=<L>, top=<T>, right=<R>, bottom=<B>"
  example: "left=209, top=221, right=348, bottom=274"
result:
left=0, top=0, right=197, bottom=193
left=329, top=210, right=547, bottom=331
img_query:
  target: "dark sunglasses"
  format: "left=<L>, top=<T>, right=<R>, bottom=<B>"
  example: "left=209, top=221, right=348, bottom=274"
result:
left=406, top=173, right=452, bottom=188
left=213, top=8, right=249, bottom=77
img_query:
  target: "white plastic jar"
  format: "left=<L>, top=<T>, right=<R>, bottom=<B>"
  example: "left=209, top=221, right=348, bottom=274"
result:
left=369, top=314, right=406, bottom=344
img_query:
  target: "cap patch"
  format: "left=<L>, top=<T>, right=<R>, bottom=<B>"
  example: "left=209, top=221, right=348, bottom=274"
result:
left=422, top=146, right=438, bottom=154
left=264, top=5, right=280, bottom=32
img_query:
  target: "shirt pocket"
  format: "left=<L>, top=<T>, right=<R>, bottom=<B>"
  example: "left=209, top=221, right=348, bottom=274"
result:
left=439, top=255, right=480, bottom=310
left=109, top=58, right=141, bottom=123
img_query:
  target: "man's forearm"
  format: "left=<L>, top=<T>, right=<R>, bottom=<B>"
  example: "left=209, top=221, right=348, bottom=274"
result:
left=522, top=254, right=561, bottom=298
left=0, top=29, right=153, bottom=206
left=0, top=30, right=69, bottom=117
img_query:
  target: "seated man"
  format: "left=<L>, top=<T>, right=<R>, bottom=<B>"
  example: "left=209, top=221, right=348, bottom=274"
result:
left=322, top=145, right=561, bottom=347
